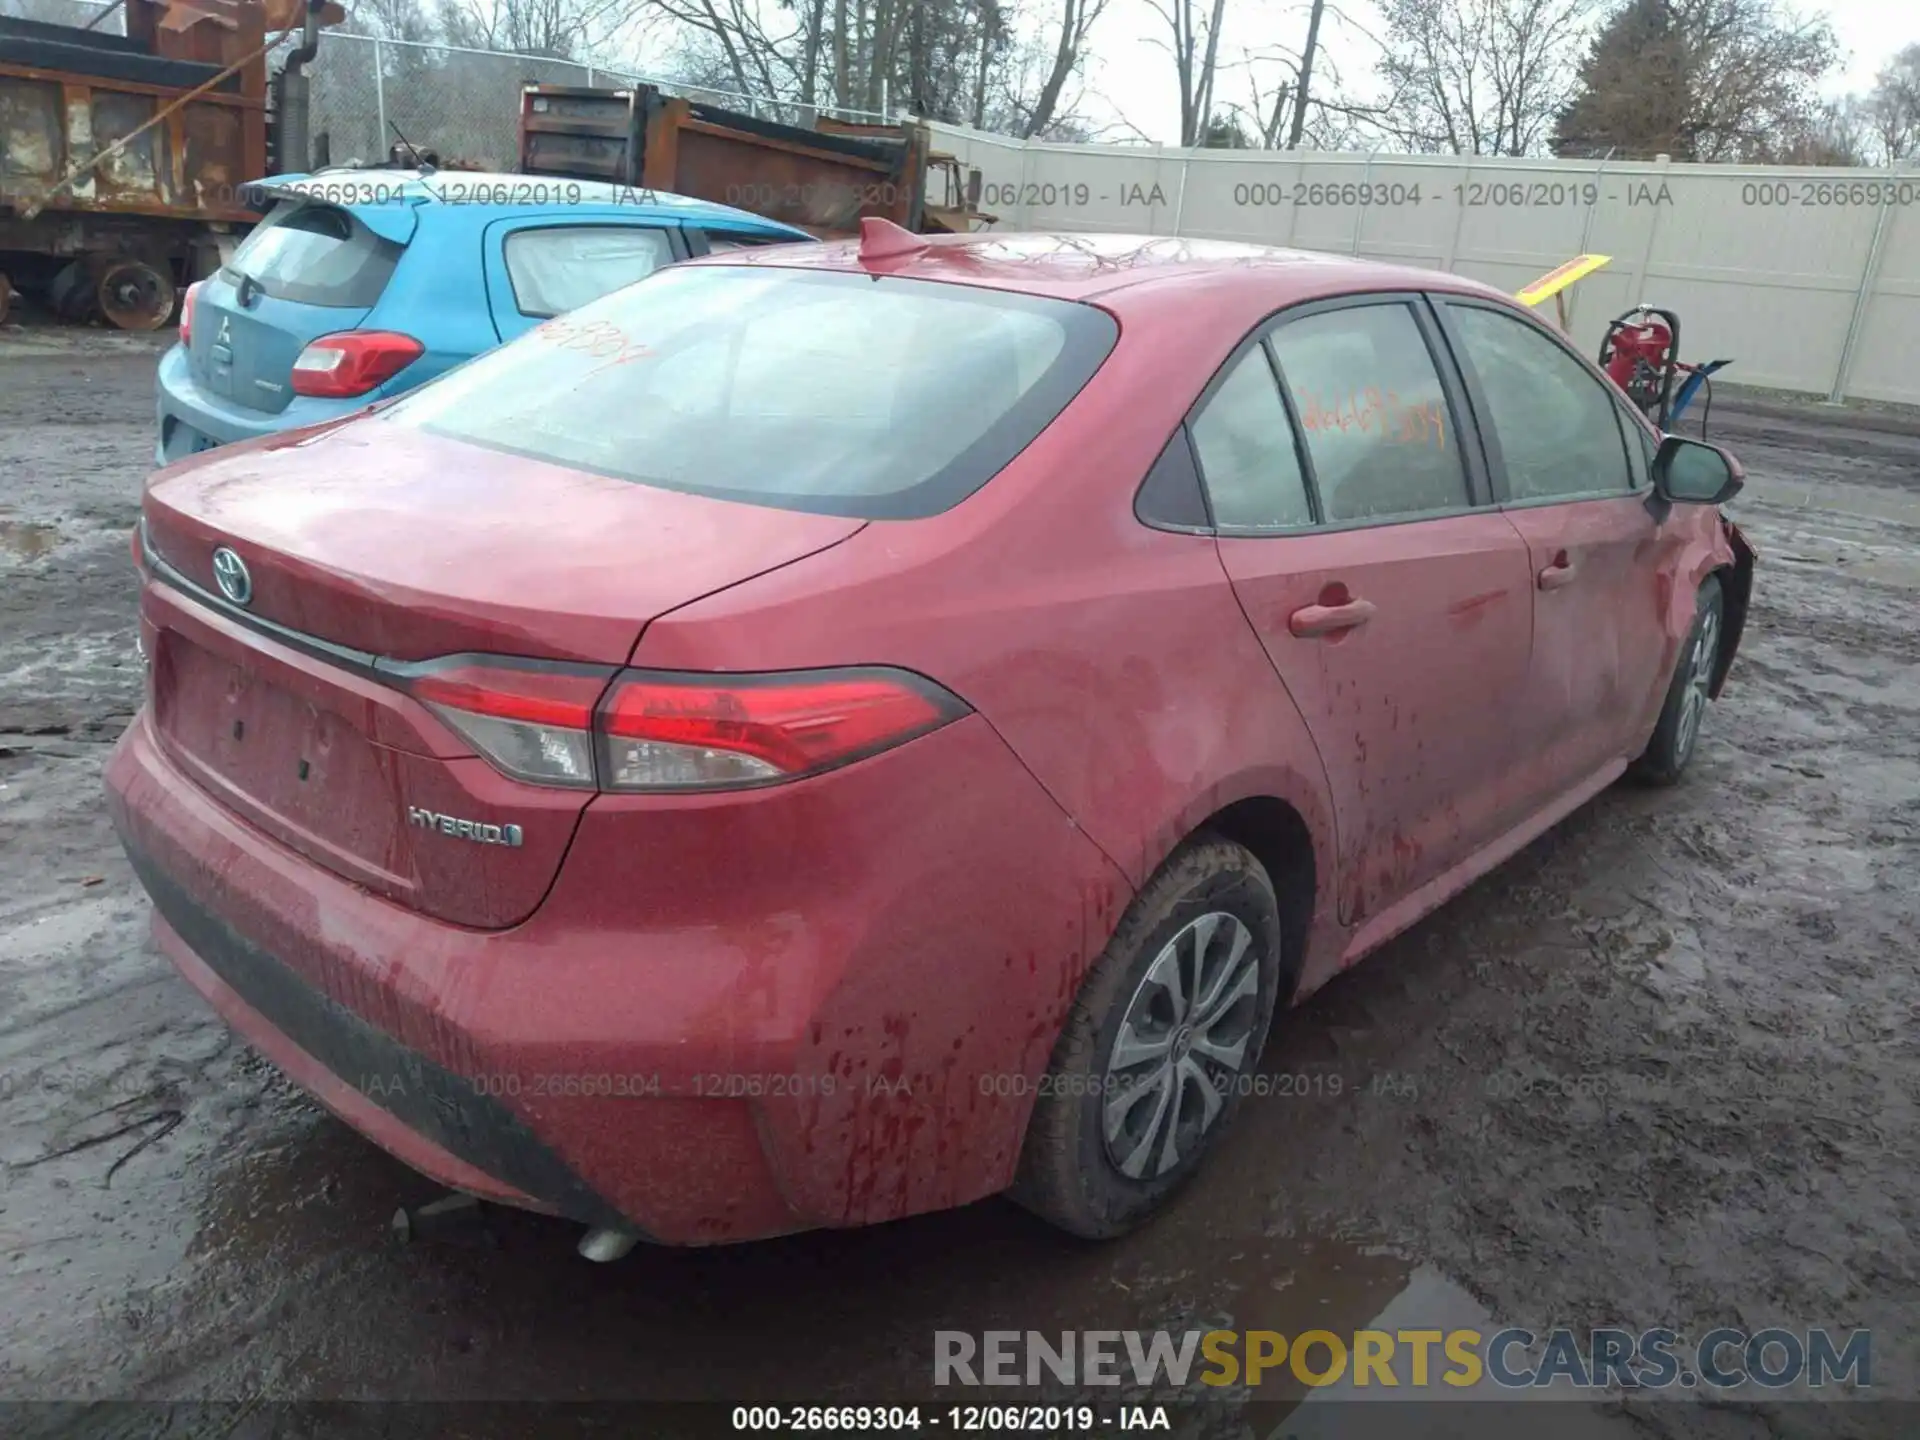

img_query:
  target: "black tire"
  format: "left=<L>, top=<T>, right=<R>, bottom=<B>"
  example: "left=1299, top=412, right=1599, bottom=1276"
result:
left=1632, top=575, right=1725, bottom=786
left=1009, top=833, right=1284, bottom=1239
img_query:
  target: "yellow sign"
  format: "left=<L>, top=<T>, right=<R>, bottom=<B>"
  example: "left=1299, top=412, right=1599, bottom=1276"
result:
left=1515, top=254, right=1611, bottom=307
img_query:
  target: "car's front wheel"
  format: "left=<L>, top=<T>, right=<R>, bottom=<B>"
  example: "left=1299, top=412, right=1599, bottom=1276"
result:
left=1010, top=834, right=1282, bottom=1239
left=1633, top=574, right=1725, bottom=785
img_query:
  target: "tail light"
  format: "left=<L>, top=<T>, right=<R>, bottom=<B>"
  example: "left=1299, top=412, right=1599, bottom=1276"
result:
left=597, top=670, right=965, bottom=790
left=402, top=661, right=967, bottom=792
left=179, top=281, right=201, bottom=346
left=408, top=661, right=607, bottom=789
left=290, top=331, right=424, bottom=398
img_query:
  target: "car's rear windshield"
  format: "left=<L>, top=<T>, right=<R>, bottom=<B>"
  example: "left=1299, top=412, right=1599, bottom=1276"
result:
left=225, top=200, right=403, bottom=308
left=377, top=263, right=1119, bottom=519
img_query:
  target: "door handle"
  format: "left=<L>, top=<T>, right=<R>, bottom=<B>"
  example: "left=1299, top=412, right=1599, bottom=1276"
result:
left=1537, top=552, right=1578, bottom=591
left=1289, top=597, right=1376, bottom=637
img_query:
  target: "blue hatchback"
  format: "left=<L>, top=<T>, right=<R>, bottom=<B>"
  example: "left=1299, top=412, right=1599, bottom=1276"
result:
left=155, top=170, right=812, bottom=464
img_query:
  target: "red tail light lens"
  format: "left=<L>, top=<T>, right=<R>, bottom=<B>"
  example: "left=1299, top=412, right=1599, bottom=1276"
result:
left=598, top=669, right=967, bottom=791
left=179, top=280, right=201, bottom=346
left=408, top=661, right=610, bottom=789
left=290, top=331, right=425, bottom=398
left=402, top=661, right=967, bottom=793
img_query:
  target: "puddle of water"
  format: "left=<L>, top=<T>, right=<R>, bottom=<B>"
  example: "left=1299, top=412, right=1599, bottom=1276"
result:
left=0, top=519, right=59, bottom=559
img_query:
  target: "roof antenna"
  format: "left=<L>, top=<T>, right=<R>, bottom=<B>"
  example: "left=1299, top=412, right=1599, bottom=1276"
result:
left=388, top=119, right=436, bottom=175
left=858, top=216, right=929, bottom=263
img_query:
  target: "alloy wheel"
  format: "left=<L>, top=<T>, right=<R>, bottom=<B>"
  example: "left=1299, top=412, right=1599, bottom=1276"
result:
left=1676, top=609, right=1720, bottom=762
left=1101, top=911, right=1262, bottom=1180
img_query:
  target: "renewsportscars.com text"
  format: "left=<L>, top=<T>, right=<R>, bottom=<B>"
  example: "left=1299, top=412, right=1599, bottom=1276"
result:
left=933, top=1327, right=1871, bottom=1391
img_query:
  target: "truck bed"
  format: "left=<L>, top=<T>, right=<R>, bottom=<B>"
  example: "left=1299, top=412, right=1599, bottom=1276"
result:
left=519, top=85, right=928, bottom=236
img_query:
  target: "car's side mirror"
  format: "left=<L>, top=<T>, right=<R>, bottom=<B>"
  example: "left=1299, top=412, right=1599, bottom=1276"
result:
left=1652, top=434, right=1744, bottom=506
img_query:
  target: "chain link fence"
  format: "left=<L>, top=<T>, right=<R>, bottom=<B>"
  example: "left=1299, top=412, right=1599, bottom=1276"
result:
left=294, top=32, right=897, bottom=173
left=40, top=0, right=893, bottom=173
left=1, top=0, right=123, bottom=30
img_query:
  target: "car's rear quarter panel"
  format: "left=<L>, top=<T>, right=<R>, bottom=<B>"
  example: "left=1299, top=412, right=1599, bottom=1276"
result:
left=110, top=664, right=1132, bottom=1238
left=631, top=274, right=1352, bottom=998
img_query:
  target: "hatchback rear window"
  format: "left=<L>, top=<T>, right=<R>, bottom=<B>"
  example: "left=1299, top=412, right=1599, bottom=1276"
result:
left=225, top=200, right=403, bottom=308
left=377, top=264, right=1118, bottom=519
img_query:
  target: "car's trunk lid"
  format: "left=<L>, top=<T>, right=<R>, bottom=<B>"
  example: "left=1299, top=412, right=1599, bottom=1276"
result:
left=140, top=424, right=866, bottom=928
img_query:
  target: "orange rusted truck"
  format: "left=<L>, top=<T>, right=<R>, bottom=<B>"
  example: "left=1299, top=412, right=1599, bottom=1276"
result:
left=517, top=84, right=995, bottom=239
left=0, top=0, right=339, bottom=327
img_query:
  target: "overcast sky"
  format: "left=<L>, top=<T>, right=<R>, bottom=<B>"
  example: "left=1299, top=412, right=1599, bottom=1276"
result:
left=1065, top=0, right=1919, bottom=147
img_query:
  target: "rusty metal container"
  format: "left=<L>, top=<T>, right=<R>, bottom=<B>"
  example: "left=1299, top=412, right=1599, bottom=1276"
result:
left=0, top=0, right=291, bottom=325
left=518, top=84, right=991, bottom=238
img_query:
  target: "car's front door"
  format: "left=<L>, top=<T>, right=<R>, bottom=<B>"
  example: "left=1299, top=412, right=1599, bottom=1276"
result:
left=480, top=217, right=684, bottom=341
left=1199, top=295, right=1537, bottom=929
left=1432, top=297, right=1673, bottom=791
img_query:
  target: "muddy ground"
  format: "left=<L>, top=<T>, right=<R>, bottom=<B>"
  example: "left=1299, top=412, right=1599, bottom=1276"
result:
left=1, top=330, right=1916, bottom=1438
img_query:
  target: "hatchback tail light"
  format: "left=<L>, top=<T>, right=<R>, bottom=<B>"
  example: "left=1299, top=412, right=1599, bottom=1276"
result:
left=179, top=280, right=201, bottom=346
left=290, top=331, right=424, bottom=398
left=404, top=661, right=967, bottom=792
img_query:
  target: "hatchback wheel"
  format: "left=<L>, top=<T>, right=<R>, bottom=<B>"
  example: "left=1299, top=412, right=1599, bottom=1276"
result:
left=1010, top=834, right=1282, bottom=1238
left=1633, top=575, right=1725, bottom=785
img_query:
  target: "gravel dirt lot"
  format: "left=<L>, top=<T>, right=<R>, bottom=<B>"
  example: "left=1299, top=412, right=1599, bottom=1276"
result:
left=1, top=328, right=1916, bottom=1438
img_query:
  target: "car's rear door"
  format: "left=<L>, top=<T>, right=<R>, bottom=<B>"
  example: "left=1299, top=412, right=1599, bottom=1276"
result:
left=1203, top=294, right=1537, bottom=930
left=480, top=215, right=684, bottom=341
left=1430, top=296, right=1672, bottom=790
left=189, top=197, right=415, bottom=412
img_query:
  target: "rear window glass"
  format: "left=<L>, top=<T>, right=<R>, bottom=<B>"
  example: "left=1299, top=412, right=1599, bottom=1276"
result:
left=378, top=264, right=1118, bottom=519
left=226, top=200, right=402, bottom=308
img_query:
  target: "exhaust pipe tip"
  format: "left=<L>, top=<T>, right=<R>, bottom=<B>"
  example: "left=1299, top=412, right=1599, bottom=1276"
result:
left=578, top=1226, right=640, bottom=1263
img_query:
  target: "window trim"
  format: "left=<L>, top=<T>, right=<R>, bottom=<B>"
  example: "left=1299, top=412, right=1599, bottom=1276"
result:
left=1164, top=290, right=1497, bottom=538
left=1133, top=423, right=1216, bottom=535
left=1184, top=337, right=1319, bottom=536
left=1428, top=294, right=1641, bottom=510
left=496, top=220, right=687, bottom=320
left=686, top=227, right=805, bottom=256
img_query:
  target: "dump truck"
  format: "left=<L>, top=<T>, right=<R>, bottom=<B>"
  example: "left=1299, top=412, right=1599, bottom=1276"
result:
left=517, top=84, right=994, bottom=239
left=0, top=0, right=339, bottom=327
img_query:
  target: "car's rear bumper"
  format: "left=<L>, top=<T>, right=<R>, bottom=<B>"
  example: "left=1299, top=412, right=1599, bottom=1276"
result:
left=106, top=705, right=1126, bottom=1244
left=154, top=344, right=365, bottom=464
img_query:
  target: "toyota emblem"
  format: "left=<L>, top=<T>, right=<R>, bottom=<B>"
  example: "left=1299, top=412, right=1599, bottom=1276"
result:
left=211, top=546, right=252, bottom=606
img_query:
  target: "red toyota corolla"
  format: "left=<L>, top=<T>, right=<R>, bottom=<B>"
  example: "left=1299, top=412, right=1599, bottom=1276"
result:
left=107, top=227, right=1754, bottom=1252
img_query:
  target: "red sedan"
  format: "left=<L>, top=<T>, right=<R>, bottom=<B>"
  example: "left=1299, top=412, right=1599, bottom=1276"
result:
left=106, top=226, right=1755, bottom=1251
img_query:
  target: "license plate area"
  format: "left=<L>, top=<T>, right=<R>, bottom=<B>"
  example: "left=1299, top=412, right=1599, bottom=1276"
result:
left=154, top=632, right=406, bottom=885
left=161, top=418, right=221, bottom=461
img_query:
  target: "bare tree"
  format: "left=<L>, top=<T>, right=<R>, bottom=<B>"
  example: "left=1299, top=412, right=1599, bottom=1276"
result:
left=1023, top=0, right=1110, bottom=137
left=1142, top=0, right=1231, bottom=146
left=976, top=16, right=1104, bottom=136
left=1286, top=0, right=1325, bottom=145
left=349, top=0, right=439, bottom=40
left=437, top=0, right=638, bottom=61
left=1371, top=0, right=1601, bottom=155
left=651, top=0, right=807, bottom=102
left=1220, top=6, right=1397, bottom=152
left=1863, top=42, right=1920, bottom=162
left=650, top=0, right=1086, bottom=127
left=1229, top=48, right=1300, bottom=147
left=1771, top=95, right=1869, bottom=166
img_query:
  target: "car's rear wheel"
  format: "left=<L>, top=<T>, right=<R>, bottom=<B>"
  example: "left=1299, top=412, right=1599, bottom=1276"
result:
left=1632, top=575, right=1725, bottom=786
left=1010, top=834, right=1282, bottom=1238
